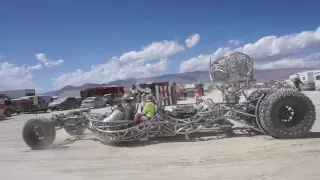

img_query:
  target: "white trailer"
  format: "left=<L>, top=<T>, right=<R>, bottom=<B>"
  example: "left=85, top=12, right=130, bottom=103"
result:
left=58, top=90, right=81, bottom=98
left=314, top=72, right=320, bottom=90
left=290, top=70, right=320, bottom=82
left=289, top=70, right=320, bottom=90
left=0, top=89, right=35, bottom=99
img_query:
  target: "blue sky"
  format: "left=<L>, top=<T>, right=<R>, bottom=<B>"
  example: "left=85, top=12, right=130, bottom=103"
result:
left=0, top=0, right=320, bottom=93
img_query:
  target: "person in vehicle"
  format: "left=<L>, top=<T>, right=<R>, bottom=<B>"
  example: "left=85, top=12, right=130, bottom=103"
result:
left=134, top=95, right=156, bottom=121
left=121, top=94, right=136, bottom=120
left=102, top=94, right=135, bottom=122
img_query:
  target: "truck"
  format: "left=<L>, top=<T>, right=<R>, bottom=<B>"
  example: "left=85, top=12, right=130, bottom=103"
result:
left=0, top=96, right=4, bottom=118
left=81, top=86, right=125, bottom=105
left=0, top=89, right=35, bottom=99
left=0, top=94, right=22, bottom=116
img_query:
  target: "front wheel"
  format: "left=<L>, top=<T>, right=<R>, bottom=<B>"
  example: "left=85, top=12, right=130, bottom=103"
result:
left=60, top=105, right=66, bottom=111
left=22, top=117, right=56, bottom=150
left=4, top=109, right=12, bottom=117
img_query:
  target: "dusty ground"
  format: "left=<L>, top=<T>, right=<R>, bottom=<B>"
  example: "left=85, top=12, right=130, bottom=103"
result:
left=1, top=90, right=320, bottom=180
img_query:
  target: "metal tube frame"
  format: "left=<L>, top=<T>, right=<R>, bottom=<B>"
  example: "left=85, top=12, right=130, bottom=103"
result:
left=49, top=52, right=265, bottom=142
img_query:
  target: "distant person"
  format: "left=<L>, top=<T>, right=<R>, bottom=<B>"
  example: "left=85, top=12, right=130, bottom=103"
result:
left=195, top=86, right=201, bottom=103
left=293, top=77, right=303, bottom=91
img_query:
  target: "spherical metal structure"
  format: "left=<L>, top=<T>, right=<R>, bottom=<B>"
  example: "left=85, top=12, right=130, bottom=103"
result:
left=209, top=52, right=254, bottom=84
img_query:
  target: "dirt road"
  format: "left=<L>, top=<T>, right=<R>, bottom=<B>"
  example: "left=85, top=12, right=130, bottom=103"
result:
left=1, top=91, right=320, bottom=180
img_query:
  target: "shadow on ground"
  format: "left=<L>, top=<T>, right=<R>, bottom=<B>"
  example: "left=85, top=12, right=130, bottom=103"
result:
left=50, top=133, right=97, bottom=150
left=303, top=132, right=320, bottom=139
left=49, top=131, right=320, bottom=149
left=50, top=130, right=259, bottom=149
left=101, top=131, right=260, bottom=147
left=0, top=117, right=15, bottom=121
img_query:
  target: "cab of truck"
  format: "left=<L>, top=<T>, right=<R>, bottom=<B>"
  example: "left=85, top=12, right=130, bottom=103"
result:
left=0, top=97, right=4, bottom=118
left=0, top=94, right=18, bottom=117
left=3, top=98, right=18, bottom=117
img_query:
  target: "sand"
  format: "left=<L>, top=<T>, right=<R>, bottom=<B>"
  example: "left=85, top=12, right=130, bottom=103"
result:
left=0, top=90, right=320, bottom=180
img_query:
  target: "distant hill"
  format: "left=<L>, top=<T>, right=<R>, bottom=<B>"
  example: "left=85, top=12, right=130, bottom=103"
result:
left=41, top=68, right=314, bottom=96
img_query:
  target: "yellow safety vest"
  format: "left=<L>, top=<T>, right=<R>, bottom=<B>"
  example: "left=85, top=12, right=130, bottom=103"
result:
left=33, top=96, right=38, bottom=105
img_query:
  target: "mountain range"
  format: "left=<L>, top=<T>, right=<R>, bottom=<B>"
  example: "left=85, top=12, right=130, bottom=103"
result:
left=42, top=68, right=314, bottom=96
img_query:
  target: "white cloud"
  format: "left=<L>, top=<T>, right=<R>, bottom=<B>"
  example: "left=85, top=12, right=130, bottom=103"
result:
left=0, top=62, right=36, bottom=90
left=0, top=53, right=64, bottom=90
left=28, top=63, right=43, bottom=70
left=257, top=53, right=320, bottom=69
left=54, top=58, right=168, bottom=89
left=119, top=40, right=185, bottom=63
left=54, top=37, right=184, bottom=89
left=180, top=27, right=320, bottom=72
left=228, top=40, right=243, bottom=46
left=35, top=53, right=64, bottom=67
left=185, top=34, right=200, bottom=48
left=179, top=47, right=231, bottom=73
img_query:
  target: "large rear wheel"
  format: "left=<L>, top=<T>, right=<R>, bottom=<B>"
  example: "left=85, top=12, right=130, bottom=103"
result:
left=258, top=89, right=316, bottom=139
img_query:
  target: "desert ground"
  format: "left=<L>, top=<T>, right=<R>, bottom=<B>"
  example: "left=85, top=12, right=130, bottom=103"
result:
left=1, top=90, right=320, bottom=180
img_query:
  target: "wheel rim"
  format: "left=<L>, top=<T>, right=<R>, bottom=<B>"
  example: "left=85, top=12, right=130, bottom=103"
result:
left=27, top=125, right=45, bottom=142
left=279, top=106, right=295, bottom=123
left=6, top=110, right=11, bottom=116
left=272, top=98, right=308, bottom=128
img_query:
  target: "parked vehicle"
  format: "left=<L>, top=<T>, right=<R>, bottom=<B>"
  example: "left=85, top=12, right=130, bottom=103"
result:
left=102, top=94, right=122, bottom=106
left=0, top=94, right=19, bottom=117
left=49, top=97, right=79, bottom=111
left=3, top=99, right=18, bottom=117
left=81, top=86, right=124, bottom=100
left=12, top=98, right=33, bottom=113
left=80, top=97, right=105, bottom=108
left=0, top=97, right=4, bottom=118
left=35, top=95, right=53, bottom=104
left=19, top=96, right=49, bottom=113
left=51, top=96, right=59, bottom=101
